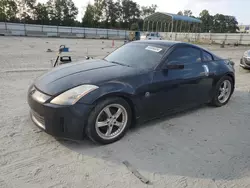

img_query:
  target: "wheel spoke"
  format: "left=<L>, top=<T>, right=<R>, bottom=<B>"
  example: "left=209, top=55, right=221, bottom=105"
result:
left=97, top=121, right=108, bottom=128
left=104, top=107, right=112, bottom=118
left=223, top=81, right=228, bottom=89
left=217, top=80, right=232, bottom=104
left=105, top=126, right=113, bottom=136
left=114, top=108, right=122, bottom=119
left=115, top=122, right=123, bottom=127
left=218, top=93, right=224, bottom=100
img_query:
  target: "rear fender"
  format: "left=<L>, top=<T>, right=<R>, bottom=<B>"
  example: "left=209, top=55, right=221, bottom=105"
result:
left=210, top=71, right=235, bottom=99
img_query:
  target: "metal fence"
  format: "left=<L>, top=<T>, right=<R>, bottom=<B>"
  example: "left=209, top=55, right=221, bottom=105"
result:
left=1, top=22, right=250, bottom=45
left=161, top=32, right=250, bottom=45
left=0, top=22, right=130, bottom=40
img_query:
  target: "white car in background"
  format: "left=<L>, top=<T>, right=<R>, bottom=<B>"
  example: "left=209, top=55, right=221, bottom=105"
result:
left=145, top=32, right=163, bottom=40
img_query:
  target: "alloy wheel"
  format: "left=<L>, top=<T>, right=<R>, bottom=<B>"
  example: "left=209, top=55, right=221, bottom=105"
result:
left=95, top=104, right=128, bottom=140
left=218, top=80, right=232, bottom=104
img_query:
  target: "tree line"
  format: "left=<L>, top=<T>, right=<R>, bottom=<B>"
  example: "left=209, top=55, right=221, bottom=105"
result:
left=0, top=0, right=239, bottom=33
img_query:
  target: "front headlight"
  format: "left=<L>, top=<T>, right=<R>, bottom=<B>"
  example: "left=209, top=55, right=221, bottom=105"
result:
left=50, top=85, right=99, bottom=105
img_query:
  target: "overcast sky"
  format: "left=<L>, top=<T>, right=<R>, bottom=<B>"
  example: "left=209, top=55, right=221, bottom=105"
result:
left=38, top=0, right=249, bottom=25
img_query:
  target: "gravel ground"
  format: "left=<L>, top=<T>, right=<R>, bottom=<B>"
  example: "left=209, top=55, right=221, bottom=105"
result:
left=0, top=36, right=250, bottom=188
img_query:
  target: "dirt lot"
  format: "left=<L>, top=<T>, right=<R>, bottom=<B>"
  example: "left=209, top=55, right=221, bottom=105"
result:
left=0, top=36, right=250, bottom=188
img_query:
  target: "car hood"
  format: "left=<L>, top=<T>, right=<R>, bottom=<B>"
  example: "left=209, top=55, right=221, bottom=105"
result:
left=34, top=59, right=137, bottom=96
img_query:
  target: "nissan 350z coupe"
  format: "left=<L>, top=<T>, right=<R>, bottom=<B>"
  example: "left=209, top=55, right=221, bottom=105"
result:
left=27, top=40, right=235, bottom=144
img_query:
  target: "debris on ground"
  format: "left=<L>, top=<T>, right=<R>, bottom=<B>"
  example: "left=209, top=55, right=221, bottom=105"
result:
left=9, top=133, right=16, bottom=137
left=34, top=168, right=42, bottom=176
left=220, top=41, right=225, bottom=48
left=123, top=160, right=151, bottom=185
left=47, top=49, right=53, bottom=52
left=234, top=42, right=239, bottom=46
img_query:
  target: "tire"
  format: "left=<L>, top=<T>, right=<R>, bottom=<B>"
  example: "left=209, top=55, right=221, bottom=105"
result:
left=86, top=97, right=132, bottom=145
left=210, top=76, right=234, bottom=107
left=240, top=59, right=250, bottom=70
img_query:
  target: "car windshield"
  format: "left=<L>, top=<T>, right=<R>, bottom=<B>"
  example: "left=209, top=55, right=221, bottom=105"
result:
left=104, top=43, right=168, bottom=69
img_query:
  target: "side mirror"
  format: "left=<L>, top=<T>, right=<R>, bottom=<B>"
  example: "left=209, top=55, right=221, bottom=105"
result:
left=167, top=64, right=184, bottom=69
left=163, top=61, right=184, bottom=70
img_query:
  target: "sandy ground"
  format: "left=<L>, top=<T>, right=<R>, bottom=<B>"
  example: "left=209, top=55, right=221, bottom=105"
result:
left=0, top=36, right=250, bottom=188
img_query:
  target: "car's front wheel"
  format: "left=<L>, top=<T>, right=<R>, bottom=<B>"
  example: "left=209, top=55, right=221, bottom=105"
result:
left=86, top=97, right=132, bottom=144
left=210, top=76, right=234, bottom=107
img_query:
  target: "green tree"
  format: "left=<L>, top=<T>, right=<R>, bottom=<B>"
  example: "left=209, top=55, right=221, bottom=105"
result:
left=0, top=0, right=18, bottom=22
left=177, top=11, right=183, bottom=16
left=102, top=0, right=118, bottom=28
left=199, top=10, right=213, bottom=32
left=93, top=0, right=105, bottom=25
left=184, top=10, right=192, bottom=17
left=111, top=0, right=121, bottom=27
left=141, top=4, right=157, bottom=19
left=213, top=14, right=227, bottom=33
left=225, top=16, right=239, bottom=33
left=46, top=0, right=78, bottom=26
left=130, top=22, right=139, bottom=30
left=34, top=3, right=50, bottom=24
left=16, top=0, right=36, bottom=22
left=82, top=3, right=95, bottom=27
left=62, top=0, right=78, bottom=26
left=114, top=0, right=122, bottom=27
left=121, top=0, right=140, bottom=28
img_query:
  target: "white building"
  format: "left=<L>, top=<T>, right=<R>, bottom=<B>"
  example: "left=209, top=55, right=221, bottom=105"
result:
left=238, top=25, right=250, bottom=33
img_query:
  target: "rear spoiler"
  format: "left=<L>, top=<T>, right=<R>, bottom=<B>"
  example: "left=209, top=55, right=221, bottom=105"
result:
left=214, top=57, right=235, bottom=67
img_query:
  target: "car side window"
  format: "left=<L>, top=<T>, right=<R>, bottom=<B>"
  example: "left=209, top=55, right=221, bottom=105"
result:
left=203, top=51, right=213, bottom=62
left=167, top=47, right=201, bottom=64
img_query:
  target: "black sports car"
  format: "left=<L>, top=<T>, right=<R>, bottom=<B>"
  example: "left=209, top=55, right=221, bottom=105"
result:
left=27, top=40, right=235, bottom=144
left=240, top=50, right=250, bottom=69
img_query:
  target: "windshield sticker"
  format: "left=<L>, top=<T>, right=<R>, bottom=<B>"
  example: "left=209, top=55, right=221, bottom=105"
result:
left=145, top=46, right=162, bottom=53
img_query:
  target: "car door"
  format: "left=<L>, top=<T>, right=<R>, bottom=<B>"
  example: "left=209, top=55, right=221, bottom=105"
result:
left=145, top=45, right=213, bottom=116
left=200, top=49, right=218, bottom=101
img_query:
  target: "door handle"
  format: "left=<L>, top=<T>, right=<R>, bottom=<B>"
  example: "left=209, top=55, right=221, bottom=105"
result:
left=201, top=65, right=209, bottom=76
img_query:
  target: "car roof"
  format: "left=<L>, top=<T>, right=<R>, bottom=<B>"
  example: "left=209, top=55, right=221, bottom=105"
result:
left=132, top=40, right=198, bottom=48
left=131, top=40, right=223, bottom=60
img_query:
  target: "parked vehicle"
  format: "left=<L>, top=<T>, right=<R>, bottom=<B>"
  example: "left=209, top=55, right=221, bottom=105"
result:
left=27, top=40, right=235, bottom=144
left=240, top=50, right=250, bottom=69
left=145, top=32, right=162, bottom=40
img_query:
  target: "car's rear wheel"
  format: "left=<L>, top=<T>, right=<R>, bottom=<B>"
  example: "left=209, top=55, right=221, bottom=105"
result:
left=86, top=97, right=132, bottom=144
left=210, top=76, right=233, bottom=107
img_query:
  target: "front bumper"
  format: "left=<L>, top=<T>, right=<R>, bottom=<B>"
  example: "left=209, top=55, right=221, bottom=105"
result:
left=240, top=58, right=250, bottom=69
left=27, top=88, right=93, bottom=140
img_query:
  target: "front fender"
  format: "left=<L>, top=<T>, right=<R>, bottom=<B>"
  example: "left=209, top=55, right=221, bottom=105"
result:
left=78, top=81, right=136, bottom=105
